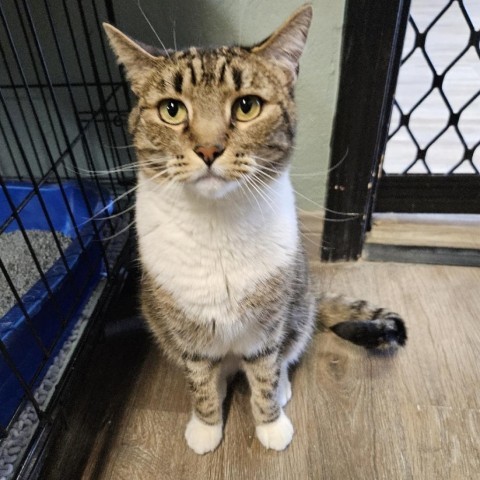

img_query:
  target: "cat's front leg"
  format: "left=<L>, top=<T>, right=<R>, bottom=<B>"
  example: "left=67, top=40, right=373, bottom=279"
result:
left=242, top=350, right=294, bottom=451
left=184, top=355, right=224, bottom=455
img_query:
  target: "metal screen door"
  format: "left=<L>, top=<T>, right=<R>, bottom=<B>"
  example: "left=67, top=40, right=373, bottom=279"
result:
left=376, top=0, right=480, bottom=213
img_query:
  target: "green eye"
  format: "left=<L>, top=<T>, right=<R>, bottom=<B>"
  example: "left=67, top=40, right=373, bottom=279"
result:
left=233, top=96, right=262, bottom=122
left=159, top=99, right=188, bottom=125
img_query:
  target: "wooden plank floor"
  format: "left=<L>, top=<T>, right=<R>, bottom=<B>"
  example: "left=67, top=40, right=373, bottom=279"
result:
left=364, top=213, right=480, bottom=266
left=42, top=242, right=480, bottom=479
left=367, top=213, right=480, bottom=250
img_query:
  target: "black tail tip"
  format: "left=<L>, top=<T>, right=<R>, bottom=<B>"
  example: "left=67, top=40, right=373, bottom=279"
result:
left=330, top=315, right=407, bottom=350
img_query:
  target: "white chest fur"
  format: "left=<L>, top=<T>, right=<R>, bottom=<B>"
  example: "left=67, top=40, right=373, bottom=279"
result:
left=136, top=171, right=298, bottom=328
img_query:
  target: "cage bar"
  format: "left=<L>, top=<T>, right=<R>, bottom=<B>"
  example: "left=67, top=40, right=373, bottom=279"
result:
left=0, top=0, right=136, bottom=476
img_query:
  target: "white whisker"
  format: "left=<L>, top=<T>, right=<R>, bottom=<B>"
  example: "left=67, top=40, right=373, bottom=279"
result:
left=172, top=18, right=178, bottom=52
left=102, top=218, right=137, bottom=242
left=243, top=174, right=277, bottom=216
left=66, top=157, right=171, bottom=177
left=234, top=179, right=256, bottom=211
left=290, top=147, right=349, bottom=177
left=253, top=168, right=362, bottom=223
left=250, top=172, right=278, bottom=198
left=298, top=225, right=325, bottom=250
left=238, top=176, right=266, bottom=223
left=104, top=144, right=135, bottom=150
left=65, top=164, right=138, bottom=176
left=252, top=147, right=348, bottom=179
left=316, top=215, right=361, bottom=223
left=94, top=203, right=136, bottom=222
left=136, top=0, right=171, bottom=58
left=78, top=167, right=169, bottom=228
left=241, top=174, right=327, bottom=249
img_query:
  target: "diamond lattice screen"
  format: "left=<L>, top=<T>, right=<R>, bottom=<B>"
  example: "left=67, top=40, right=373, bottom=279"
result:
left=384, top=0, right=480, bottom=175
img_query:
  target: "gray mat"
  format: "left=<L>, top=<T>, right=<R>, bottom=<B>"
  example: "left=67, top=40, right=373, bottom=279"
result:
left=0, top=230, right=71, bottom=318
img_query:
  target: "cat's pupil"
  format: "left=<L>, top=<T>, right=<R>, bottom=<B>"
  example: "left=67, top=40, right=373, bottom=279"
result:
left=240, top=97, right=253, bottom=114
left=167, top=100, right=179, bottom=117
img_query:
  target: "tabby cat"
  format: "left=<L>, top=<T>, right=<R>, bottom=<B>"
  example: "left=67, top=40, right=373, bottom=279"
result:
left=103, top=4, right=406, bottom=454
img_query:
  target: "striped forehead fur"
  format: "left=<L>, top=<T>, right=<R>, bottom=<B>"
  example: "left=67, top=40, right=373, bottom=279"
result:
left=142, top=46, right=288, bottom=97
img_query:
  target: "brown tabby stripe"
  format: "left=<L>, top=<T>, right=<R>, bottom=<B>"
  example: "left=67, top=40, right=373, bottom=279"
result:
left=243, top=345, right=279, bottom=363
left=242, top=353, right=282, bottom=424
left=371, top=307, right=385, bottom=319
left=187, top=62, right=197, bottom=85
left=185, top=358, right=223, bottom=425
left=232, top=67, right=242, bottom=91
left=280, top=106, right=294, bottom=140
left=219, top=61, right=227, bottom=83
left=173, top=71, right=183, bottom=93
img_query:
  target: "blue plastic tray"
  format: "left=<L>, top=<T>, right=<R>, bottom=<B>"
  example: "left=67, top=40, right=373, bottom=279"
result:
left=0, top=181, right=113, bottom=429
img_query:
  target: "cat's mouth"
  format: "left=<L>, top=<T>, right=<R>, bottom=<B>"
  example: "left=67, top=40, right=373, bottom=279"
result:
left=189, top=170, right=238, bottom=199
left=195, top=170, right=226, bottom=182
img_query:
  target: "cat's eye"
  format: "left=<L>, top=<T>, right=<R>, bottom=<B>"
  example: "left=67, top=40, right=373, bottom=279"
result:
left=158, top=99, right=188, bottom=125
left=233, top=96, right=263, bottom=122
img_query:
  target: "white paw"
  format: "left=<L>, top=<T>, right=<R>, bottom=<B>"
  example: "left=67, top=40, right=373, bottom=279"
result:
left=255, top=411, right=294, bottom=451
left=278, top=378, right=292, bottom=407
left=185, top=413, right=223, bottom=455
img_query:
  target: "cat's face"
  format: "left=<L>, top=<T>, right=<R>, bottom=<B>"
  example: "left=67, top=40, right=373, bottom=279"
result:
left=104, top=5, right=312, bottom=199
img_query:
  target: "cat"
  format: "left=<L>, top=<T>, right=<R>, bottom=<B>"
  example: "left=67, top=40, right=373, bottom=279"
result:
left=103, top=4, right=406, bottom=455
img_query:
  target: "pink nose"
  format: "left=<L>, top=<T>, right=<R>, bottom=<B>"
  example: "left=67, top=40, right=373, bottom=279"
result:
left=194, top=144, right=225, bottom=166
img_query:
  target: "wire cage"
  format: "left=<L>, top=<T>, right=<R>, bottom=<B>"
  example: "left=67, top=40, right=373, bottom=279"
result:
left=0, top=0, right=135, bottom=477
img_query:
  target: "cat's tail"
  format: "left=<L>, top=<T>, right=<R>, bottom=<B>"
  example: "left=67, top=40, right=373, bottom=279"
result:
left=316, top=293, right=407, bottom=350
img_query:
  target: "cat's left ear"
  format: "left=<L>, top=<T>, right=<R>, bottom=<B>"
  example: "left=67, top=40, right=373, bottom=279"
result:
left=252, top=4, right=312, bottom=81
left=103, top=23, right=161, bottom=95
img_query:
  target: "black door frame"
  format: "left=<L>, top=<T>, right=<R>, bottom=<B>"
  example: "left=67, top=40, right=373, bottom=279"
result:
left=321, top=0, right=411, bottom=261
left=375, top=175, right=480, bottom=213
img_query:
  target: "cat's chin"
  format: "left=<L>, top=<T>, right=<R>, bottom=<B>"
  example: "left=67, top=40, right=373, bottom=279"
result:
left=188, top=176, right=239, bottom=200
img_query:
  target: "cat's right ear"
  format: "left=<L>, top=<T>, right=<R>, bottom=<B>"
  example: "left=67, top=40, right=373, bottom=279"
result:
left=103, top=23, right=158, bottom=95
